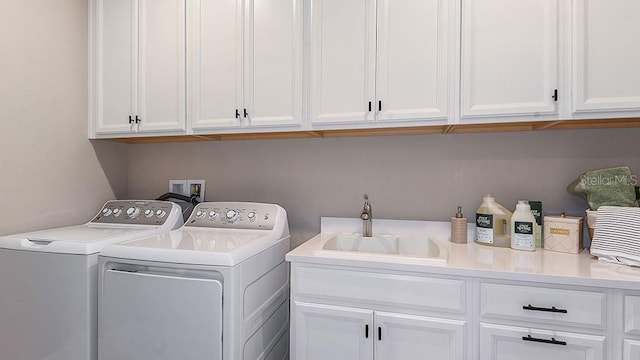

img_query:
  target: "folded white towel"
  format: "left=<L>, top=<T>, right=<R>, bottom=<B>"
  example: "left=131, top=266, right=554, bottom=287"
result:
left=590, top=206, right=640, bottom=267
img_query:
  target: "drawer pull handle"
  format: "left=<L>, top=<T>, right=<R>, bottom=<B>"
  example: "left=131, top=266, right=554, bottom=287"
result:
left=522, top=335, right=567, bottom=346
left=522, top=304, right=567, bottom=313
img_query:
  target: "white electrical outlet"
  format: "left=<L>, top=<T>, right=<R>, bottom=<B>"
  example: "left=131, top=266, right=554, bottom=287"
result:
left=187, top=180, right=205, bottom=202
left=169, top=180, right=188, bottom=196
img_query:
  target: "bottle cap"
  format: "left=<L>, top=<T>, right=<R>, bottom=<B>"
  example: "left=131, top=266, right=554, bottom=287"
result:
left=516, top=200, right=531, bottom=211
left=483, top=193, right=495, bottom=201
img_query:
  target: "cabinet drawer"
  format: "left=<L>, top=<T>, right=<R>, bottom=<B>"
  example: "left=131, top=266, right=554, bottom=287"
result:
left=480, top=282, right=606, bottom=329
left=624, top=295, right=640, bottom=335
left=479, top=323, right=605, bottom=360
left=294, top=266, right=466, bottom=314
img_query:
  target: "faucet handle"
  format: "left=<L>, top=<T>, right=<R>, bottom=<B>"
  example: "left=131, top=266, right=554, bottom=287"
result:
left=363, top=194, right=369, bottom=201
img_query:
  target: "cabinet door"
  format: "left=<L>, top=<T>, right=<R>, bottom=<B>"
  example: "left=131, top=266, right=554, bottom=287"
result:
left=375, top=312, right=465, bottom=360
left=293, top=302, right=372, bottom=360
left=479, top=323, right=605, bottom=360
left=624, top=339, right=640, bottom=360
left=461, top=0, right=558, bottom=121
left=572, top=0, right=640, bottom=116
left=375, top=0, right=454, bottom=123
left=189, top=0, right=243, bottom=130
left=310, top=0, right=376, bottom=125
left=137, top=0, right=186, bottom=133
left=244, top=0, right=303, bottom=128
left=94, top=0, right=137, bottom=134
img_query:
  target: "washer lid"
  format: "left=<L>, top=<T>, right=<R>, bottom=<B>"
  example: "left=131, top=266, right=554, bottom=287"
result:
left=0, top=224, right=163, bottom=255
left=99, top=227, right=286, bottom=266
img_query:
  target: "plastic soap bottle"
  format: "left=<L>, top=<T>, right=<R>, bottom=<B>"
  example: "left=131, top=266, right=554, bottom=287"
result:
left=475, top=193, right=512, bottom=247
left=510, top=200, right=537, bottom=251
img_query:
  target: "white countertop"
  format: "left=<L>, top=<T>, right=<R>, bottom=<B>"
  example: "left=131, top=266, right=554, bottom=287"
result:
left=286, top=217, right=640, bottom=290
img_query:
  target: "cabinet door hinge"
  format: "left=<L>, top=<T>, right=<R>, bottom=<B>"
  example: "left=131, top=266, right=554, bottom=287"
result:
left=552, top=89, right=558, bottom=102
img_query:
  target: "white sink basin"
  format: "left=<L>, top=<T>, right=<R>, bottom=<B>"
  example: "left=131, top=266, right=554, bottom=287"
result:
left=316, top=234, right=448, bottom=264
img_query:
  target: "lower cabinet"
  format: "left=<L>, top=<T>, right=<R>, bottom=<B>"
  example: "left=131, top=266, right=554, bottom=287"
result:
left=622, top=293, right=640, bottom=359
left=293, top=302, right=465, bottom=360
left=293, top=302, right=372, bottom=360
left=479, top=323, right=606, bottom=360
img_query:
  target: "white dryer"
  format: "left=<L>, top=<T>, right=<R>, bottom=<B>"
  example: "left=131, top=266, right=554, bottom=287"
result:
left=98, top=202, right=291, bottom=360
left=0, top=200, right=183, bottom=360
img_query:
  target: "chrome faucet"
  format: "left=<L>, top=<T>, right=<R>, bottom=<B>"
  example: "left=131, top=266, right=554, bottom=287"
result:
left=360, top=194, right=373, bottom=237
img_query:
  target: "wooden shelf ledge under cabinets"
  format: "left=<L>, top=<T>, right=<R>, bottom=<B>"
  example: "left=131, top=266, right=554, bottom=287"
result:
left=98, top=118, right=640, bottom=144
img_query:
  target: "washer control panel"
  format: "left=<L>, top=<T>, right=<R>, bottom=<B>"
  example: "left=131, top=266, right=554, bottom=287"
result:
left=186, top=202, right=278, bottom=230
left=91, top=200, right=176, bottom=226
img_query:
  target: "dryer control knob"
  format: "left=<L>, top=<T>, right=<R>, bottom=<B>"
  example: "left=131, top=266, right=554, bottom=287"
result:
left=209, top=210, right=219, bottom=220
left=113, top=208, right=123, bottom=217
left=247, top=211, right=257, bottom=222
left=126, top=207, right=141, bottom=219
left=225, top=209, right=239, bottom=223
left=144, top=209, right=154, bottom=218
left=102, top=208, right=113, bottom=217
left=196, top=210, right=206, bottom=219
left=155, top=209, right=166, bottom=218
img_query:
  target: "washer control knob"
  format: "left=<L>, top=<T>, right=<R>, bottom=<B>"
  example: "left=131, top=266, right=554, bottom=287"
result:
left=247, top=211, right=257, bottom=222
left=196, top=210, right=206, bottom=219
left=126, top=207, right=141, bottom=219
left=102, top=208, right=113, bottom=217
left=155, top=209, right=166, bottom=218
left=144, top=209, right=154, bottom=218
left=209, top=210, right=219, bottom=220
left=225, top=209, right=239, bottom=223
left=113, top=208, right=123, bottom=217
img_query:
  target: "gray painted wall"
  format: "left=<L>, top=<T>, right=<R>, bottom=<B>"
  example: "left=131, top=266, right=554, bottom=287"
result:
left=127, top=128, right=640, bottom=247
left=0, top=0, right=128, bottom=235
left=2, top=0, right=637, bottom=246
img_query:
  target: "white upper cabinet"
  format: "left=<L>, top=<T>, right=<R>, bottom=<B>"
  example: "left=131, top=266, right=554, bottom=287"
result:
left=137, top=0, right=186, bottom=133
left=91, top=0, right=186, bottom=136
left=244, top=0, right=303, bottom=128
left=188, top=0, right=243, bottom=129
left=310, top=0, right=456, bottom=126
left=94, top=0, right=136, bottom=135
left=571, top=0, right=640, bottom=118
left=460, top=0, right=559, bottom=122
left=375, top=0, right=454, bottom=123
left=189, top=0, right=303, bottom=131
left=309, top=0, right=376, bottom=125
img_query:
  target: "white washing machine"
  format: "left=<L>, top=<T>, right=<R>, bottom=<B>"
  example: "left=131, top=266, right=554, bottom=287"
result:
left=0, top=200, right=183, bottom=360
left=98, top=202, right=291, bottom=360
